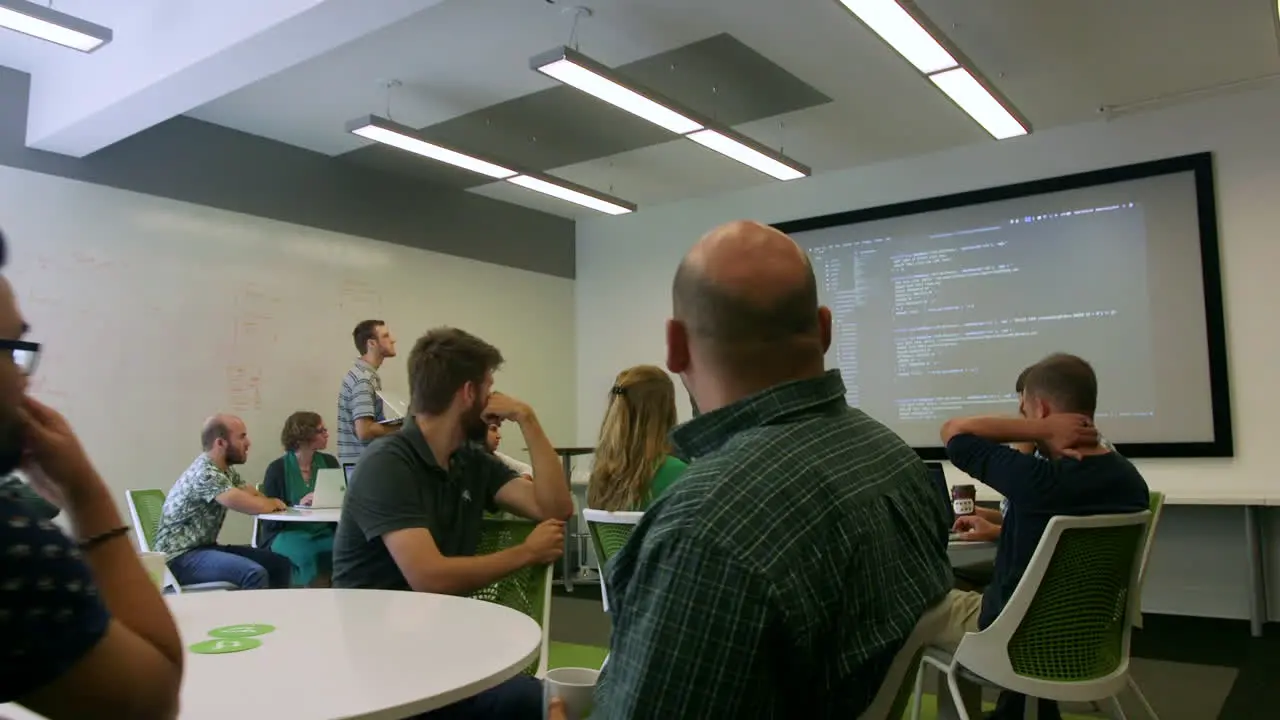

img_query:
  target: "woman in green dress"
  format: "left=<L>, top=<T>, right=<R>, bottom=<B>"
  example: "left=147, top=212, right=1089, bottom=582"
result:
left=586, top=365, right=687, bottom=512
left=261, top=411, right=338, bottom=587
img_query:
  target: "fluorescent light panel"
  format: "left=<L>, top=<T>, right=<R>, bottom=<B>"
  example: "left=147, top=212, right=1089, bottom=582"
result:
left=686, top=130, right=806, bottom=181
left=531, top=46, right=810, bottom=182
left=533, top=51, right=703, bottom=135
left=0, top=0, right=111, bottom=52
left=348, top=115, right=634, bottom=215
left=836, top=0, right=957, bottom=74
left=507, top=175, right=632, bottom=216
left=929, top=68, right=1026, bottom=140
left=835, top=0, right=1028, bottom=140
left=349, top=118, right=516, bottom=179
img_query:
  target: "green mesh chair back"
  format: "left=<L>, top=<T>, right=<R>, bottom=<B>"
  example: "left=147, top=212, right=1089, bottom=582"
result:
left=589, top=520, right=637, bottom=566
left=1006, top=521, right=1146, bottom=681
left=127, top=489, right=167, bottom=552
left=469, top=518, right=549, bottom=676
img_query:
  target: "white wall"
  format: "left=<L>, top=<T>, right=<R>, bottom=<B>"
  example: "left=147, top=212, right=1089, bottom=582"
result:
left=0, top=165, right=576, bottom=543
left=575, top=83, right=1280, bottom=620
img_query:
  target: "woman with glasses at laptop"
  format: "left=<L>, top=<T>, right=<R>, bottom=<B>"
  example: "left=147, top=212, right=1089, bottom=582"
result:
left=261, top=411, right=339, bottom=587
left=586, top=365, right=688, bottom=512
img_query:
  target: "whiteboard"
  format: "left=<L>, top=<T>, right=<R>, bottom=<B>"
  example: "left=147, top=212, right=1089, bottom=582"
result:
left=0, top=165, right=576, bottom=542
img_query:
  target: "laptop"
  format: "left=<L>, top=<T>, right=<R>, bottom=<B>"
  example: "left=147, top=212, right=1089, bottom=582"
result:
left=924, top=461, right=962, bottom=541
left=377, top=390, right=409, bottom=425
left=294, top=468, right=346, bottom=509
left=342, top=463, right=357, bottom=486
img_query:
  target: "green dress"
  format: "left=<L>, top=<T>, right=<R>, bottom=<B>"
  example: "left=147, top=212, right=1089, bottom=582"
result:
left=270, top=452, right=337, bottom=586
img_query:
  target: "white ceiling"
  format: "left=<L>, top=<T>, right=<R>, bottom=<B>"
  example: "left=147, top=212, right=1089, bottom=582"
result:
left=4, top=0, right=1279, bottom=218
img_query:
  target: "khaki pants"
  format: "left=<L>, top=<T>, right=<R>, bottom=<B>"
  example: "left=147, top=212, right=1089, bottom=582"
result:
left=930, top=590, right=986, bottom=718
left=934, top=589, right=985, bottom=651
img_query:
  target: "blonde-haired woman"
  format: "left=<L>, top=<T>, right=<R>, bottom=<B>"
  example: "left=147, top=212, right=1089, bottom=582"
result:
left=587, top=365, right=687, bottom=511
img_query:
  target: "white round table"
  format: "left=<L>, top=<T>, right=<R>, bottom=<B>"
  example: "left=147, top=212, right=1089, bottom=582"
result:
left=258, top=508, right=342, bottom=523
left=169, top=589, right=540, bottom=719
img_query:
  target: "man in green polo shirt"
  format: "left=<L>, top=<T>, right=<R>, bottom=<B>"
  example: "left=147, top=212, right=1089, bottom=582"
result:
left=332, top=326, right=573, bottom=719
left=590, top=221, right=954, bottom=719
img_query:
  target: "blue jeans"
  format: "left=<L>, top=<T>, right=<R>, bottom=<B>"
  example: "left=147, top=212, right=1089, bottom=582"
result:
left=420, top=675, right=541, bottom=719
left=168, top=544, right=293, bottom=589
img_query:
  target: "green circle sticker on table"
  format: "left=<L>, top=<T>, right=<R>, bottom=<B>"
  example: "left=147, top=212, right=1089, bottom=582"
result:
left=208, top=623, right=276, bottom=639
left=189, top=637, right=263, bottom=655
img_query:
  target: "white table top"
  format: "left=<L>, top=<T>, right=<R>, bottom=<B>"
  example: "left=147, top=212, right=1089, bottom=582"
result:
left=258, top=508, right=342, bottom=522
left=169, top=589, right=539, bottom=720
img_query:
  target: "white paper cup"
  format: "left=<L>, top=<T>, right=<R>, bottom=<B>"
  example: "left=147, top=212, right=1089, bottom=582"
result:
left=139, top=551, right=168, bottom=590
left=544, top=666, right=599, bottom=719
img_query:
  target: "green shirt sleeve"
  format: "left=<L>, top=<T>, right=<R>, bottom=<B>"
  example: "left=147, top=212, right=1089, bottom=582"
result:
left=644, top=456, right=687, bottom=508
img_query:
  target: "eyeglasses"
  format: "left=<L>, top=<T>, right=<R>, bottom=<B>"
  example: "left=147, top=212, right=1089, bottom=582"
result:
left=0, top=340, right=39, bottom=376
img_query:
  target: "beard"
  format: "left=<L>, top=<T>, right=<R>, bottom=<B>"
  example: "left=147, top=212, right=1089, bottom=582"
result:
left=463, top=397, right=489, bottom=444
left=226, top=446, right=248, bottom=466
left=0, top=409, right=24, bottom=475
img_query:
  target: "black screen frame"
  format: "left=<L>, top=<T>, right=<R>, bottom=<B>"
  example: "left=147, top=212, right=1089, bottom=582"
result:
left=774, top=152, right=1232, bottom=460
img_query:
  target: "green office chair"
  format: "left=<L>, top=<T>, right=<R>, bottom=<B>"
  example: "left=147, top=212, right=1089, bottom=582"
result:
left=581, top=508, right=644, bottom=613
left=471, top=518, right=552, bottom=676
left=125, top=489, right=237, bottom=593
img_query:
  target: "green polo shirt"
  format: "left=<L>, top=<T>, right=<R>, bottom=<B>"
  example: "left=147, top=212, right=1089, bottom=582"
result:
left=594, top=370, right=954, bottom=718
left=331, top=421, right=517, bottom=591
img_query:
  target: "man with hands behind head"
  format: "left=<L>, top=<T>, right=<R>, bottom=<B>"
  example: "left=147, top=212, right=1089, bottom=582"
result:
left=333, top=326, right=572, bottom=720
left=936, top=353, right=1149, bottom=720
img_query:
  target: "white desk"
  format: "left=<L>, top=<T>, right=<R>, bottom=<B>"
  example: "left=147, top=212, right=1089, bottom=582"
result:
left=178, top=589, right=536, bottom=719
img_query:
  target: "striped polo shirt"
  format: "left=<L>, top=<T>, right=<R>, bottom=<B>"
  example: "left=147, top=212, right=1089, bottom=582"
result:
left=337, top=358, right=384, bottom=465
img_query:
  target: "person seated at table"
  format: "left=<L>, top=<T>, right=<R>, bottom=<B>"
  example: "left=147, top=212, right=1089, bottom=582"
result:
left=332, top=326, right=574, bottom=720
left=260, top=411, right=339, bottom=587
left=592, top=222, right=953, bottom=717
left=485, top=422, right=532, bottom=480
left=952, top=365, right=1035, bottom=592
left=153, top=415, right=293, bottom=590
left=585, top=364, right=687, bottom=512
left=0, top=228, right=183, bottom=718
left=936, top=353, right=1150, bottom=720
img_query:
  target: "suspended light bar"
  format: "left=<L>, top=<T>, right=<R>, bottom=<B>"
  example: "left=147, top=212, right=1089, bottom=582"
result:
left=531, top=46, right=810, bottom=181
left=834, top=0, right=1029, bottom=139
left=346, top=115, right=636, bottom=215
left=0, top=0, right=112, bottom=53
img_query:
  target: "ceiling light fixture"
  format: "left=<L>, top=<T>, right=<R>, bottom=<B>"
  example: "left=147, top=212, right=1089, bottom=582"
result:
left=531, top=46, right=810, bottom=181
left=0, top=0, right=112, bottom=52
left=834, top=0, right=1029, bottom=139
left=347, top=115, right=635, bottom=215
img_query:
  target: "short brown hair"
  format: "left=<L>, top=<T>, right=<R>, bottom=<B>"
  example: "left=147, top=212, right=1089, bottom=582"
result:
left=408, top=327, right=504, bottom=415
left=1015, top=365, right=1033, bottom=394
left=201, top=418, right=230, bottom=451
left=1024, top=353, right=1098, bottom=415
left=353, top=320, right=384, bottom=354
left=280, top=411, right=324, bottom=451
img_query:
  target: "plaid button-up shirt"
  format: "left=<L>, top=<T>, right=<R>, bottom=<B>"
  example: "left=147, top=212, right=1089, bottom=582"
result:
left=594, top=370, right=953, bottom=718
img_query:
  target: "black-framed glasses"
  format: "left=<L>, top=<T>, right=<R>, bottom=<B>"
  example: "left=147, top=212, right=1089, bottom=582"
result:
left=0, top=340, right=40, bottom=376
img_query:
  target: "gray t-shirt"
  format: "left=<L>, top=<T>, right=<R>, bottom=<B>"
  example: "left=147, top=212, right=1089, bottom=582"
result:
left=337, top=358, right=384, bottom=465
left=331, top=422, right=518, bottom=590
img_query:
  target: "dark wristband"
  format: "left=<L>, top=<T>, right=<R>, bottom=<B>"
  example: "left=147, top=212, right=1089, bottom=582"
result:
left=78, top=525, right=131, bottom=551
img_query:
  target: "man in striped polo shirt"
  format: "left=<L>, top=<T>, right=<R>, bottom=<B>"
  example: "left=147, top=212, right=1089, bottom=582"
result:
left=337, top=320, right=399, bottom=466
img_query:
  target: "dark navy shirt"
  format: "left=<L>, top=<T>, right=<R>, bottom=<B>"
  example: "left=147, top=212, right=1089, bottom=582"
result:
left=0, top=488, right=109, bottom=702
left=946, top=434, right=1149, bottom=628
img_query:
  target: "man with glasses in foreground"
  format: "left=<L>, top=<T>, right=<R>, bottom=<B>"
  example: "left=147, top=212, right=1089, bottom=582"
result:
left=0, top=229, right=184, bottom=718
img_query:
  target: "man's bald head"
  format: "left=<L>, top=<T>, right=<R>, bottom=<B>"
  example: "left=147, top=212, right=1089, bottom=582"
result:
left=672, top=221, right=825, bottom=372
left=201, top=414, right=241, bottom=451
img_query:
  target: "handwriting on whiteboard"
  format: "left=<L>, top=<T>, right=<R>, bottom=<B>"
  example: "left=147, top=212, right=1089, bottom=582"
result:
left=226, top=366, right=262, bottom=412
left=338, top=280, right=382, bottom=318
